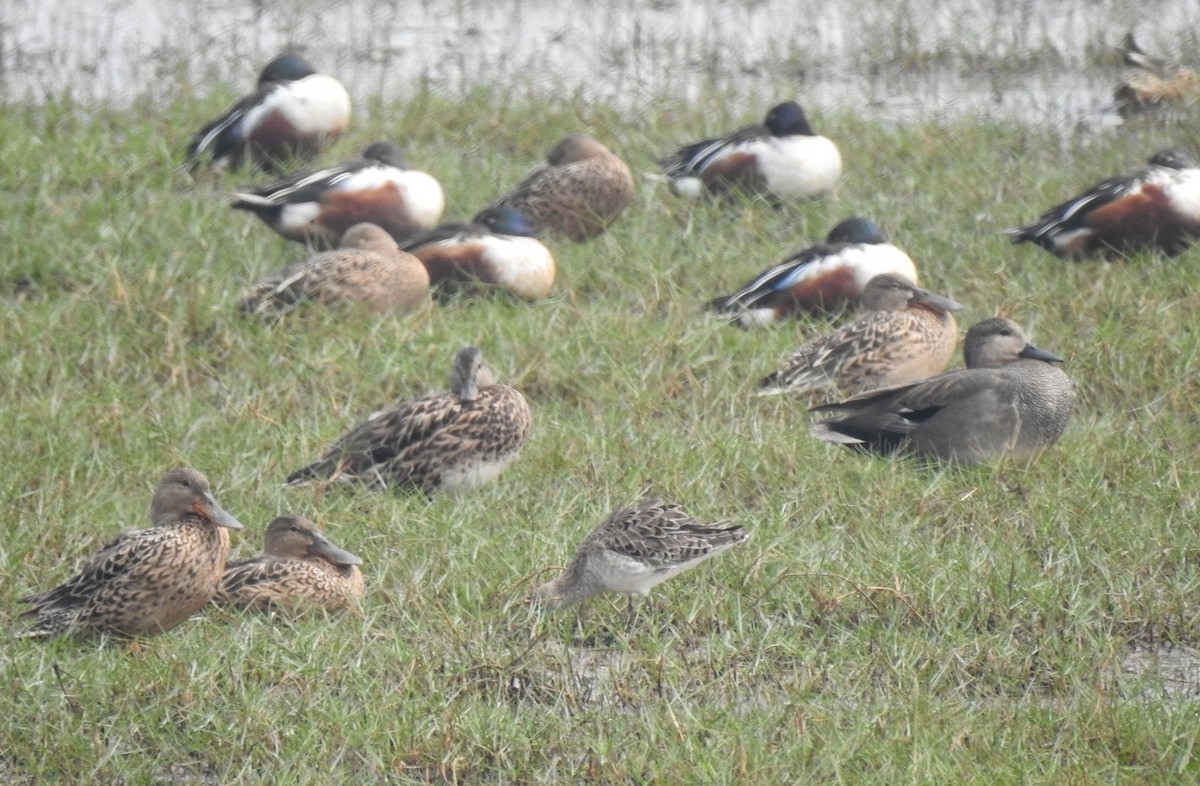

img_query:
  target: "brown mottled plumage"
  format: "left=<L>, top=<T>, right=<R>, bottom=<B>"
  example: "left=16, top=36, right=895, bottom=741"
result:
left=812, top=318, right=1076, bottom=465
left=286, top=346, right=531, bottom=494
left=757, top=274, right=962, bottom=397
left=17, top=468, right=243, bottom=639
left=533, top=499, right=749, bottom=611
left=1114, top=34, right=1200, bottom=117
left=216, top=515, right=364, bottom=613
left=237, top=222, right=429, bottom=317
left=491, top=133, right=633, bottom=241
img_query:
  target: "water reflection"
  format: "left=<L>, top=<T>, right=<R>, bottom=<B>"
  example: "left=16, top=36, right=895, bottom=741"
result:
left=3, top=0, right=1198, bottom=126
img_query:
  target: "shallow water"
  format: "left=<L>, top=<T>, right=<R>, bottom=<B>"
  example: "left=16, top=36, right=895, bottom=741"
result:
left=5, top=0, right=1199, bottom=126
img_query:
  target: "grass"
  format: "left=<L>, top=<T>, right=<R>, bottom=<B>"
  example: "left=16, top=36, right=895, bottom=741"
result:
left=3, top=77, right=1200, bottom=783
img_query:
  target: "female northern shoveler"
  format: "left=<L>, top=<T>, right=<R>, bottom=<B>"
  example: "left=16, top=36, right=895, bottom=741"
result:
left=707, top=216, right=918, bottom=327
left=1010, top=149, right=1200, bottom=259
left=758, top=273, right=962, bottom=398
left=811, top=318, right=1076, bottom=465
left=186, top=53, right=351, bottom=173
left=490, top=133, right=634, bottom=242
left=236, top=222, right=429, bottom=317
left=660, top=100, right=841, bottom=201
left=398, top=206, right=555, bottom=300
left=216, top=515, right=364, bottom=614
left=286, top=346, right=531, bottom=495
left=1114, top=34, right=1200, bottom=117
left=17, top=468, right=243, bottom=639
left=532, top=499, right=749, bottom=612
left=231, top=141, right=445, bottom=248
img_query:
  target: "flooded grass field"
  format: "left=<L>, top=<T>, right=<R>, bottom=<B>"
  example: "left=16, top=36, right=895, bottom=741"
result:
left=5, top=1, right=1200, bottom=782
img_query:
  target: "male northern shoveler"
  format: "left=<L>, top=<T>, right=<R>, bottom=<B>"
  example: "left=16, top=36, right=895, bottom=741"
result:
left=17, top=468, right=243, bottom=639
left=1114, top=34, right=1200, bottom=117
left=1009, top=149, right=1200, bottom=259
left=216, top=515, right=364, bottom=614
left=398, top=206, right=555, bottom=300
left=811, top=318, right=1075, bottom=465
left=490, top=133, right=634, bottom=241
left=186, top=53, right=351, bottom=173
left=532, top=498, right=749, bottom=612
left=236, top=222, right=429, bottom=317
left=286, top=346, right=531, bottom=495
left=231, top=141, right=445, bottom=248
left=707, top=217, right=918, bottom=327
left=758, top=273, right=962, bottom=398
left=660, top=101, right=841, bottom=201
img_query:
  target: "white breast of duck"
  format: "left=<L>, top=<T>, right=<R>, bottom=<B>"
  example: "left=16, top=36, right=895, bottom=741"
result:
left=477, top=235, right=556, bottom=299
left=754, top=134, right=842, bottom=200
left=1163, top=167, right=1200, bottom=222
left=243, top=74, right=351, bottom=135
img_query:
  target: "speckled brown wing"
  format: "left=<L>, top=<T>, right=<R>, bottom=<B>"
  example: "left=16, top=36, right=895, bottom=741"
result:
left=218, top=558, right=362, bottom=612
left=19, top=522, right=230, bottom=638
left=18, top=530, right=146, bottom=614
left=368, top=385, right=531, bottom=491
left=494, top=156, right=633, bottom=241
left=582, top=499, right=744, bottom=569
left=286, top=392, right=470, bottom=486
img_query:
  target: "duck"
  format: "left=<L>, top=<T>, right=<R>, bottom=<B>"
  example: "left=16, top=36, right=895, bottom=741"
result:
left=532, top=498, right=749, bottom=612
left=1009, top=149, right=1200, bottom=259
left=186, top=53, right=351, bottom=173
left=707, top=217, right=918, bottom=327
left=757, top=274, right=962, bottom=398
left=216, top=515, right=364, bottom=614
left=286, top=346, right=531, bottom=494
left=489, top=133, right=634, bottom=241
left=1114, top=33, right=1200, bottom=117
left=236, top=222, right=429, bottom=317
left=398, top=206, right=555, bottom=300
left=230, top=141, right=445, bottom=248
left=17, top=467, right=243, bottom=639
left=810, top=317, right=1075, bottom=465
left=659, top=100, right=841, bottom=201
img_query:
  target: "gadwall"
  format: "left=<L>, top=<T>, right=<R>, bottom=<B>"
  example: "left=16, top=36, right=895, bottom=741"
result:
left=811, top=318, right=1075, bottom=464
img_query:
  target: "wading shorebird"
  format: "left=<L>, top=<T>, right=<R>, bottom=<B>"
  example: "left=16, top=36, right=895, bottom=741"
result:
left=533, top=499, right=749, bottom=612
